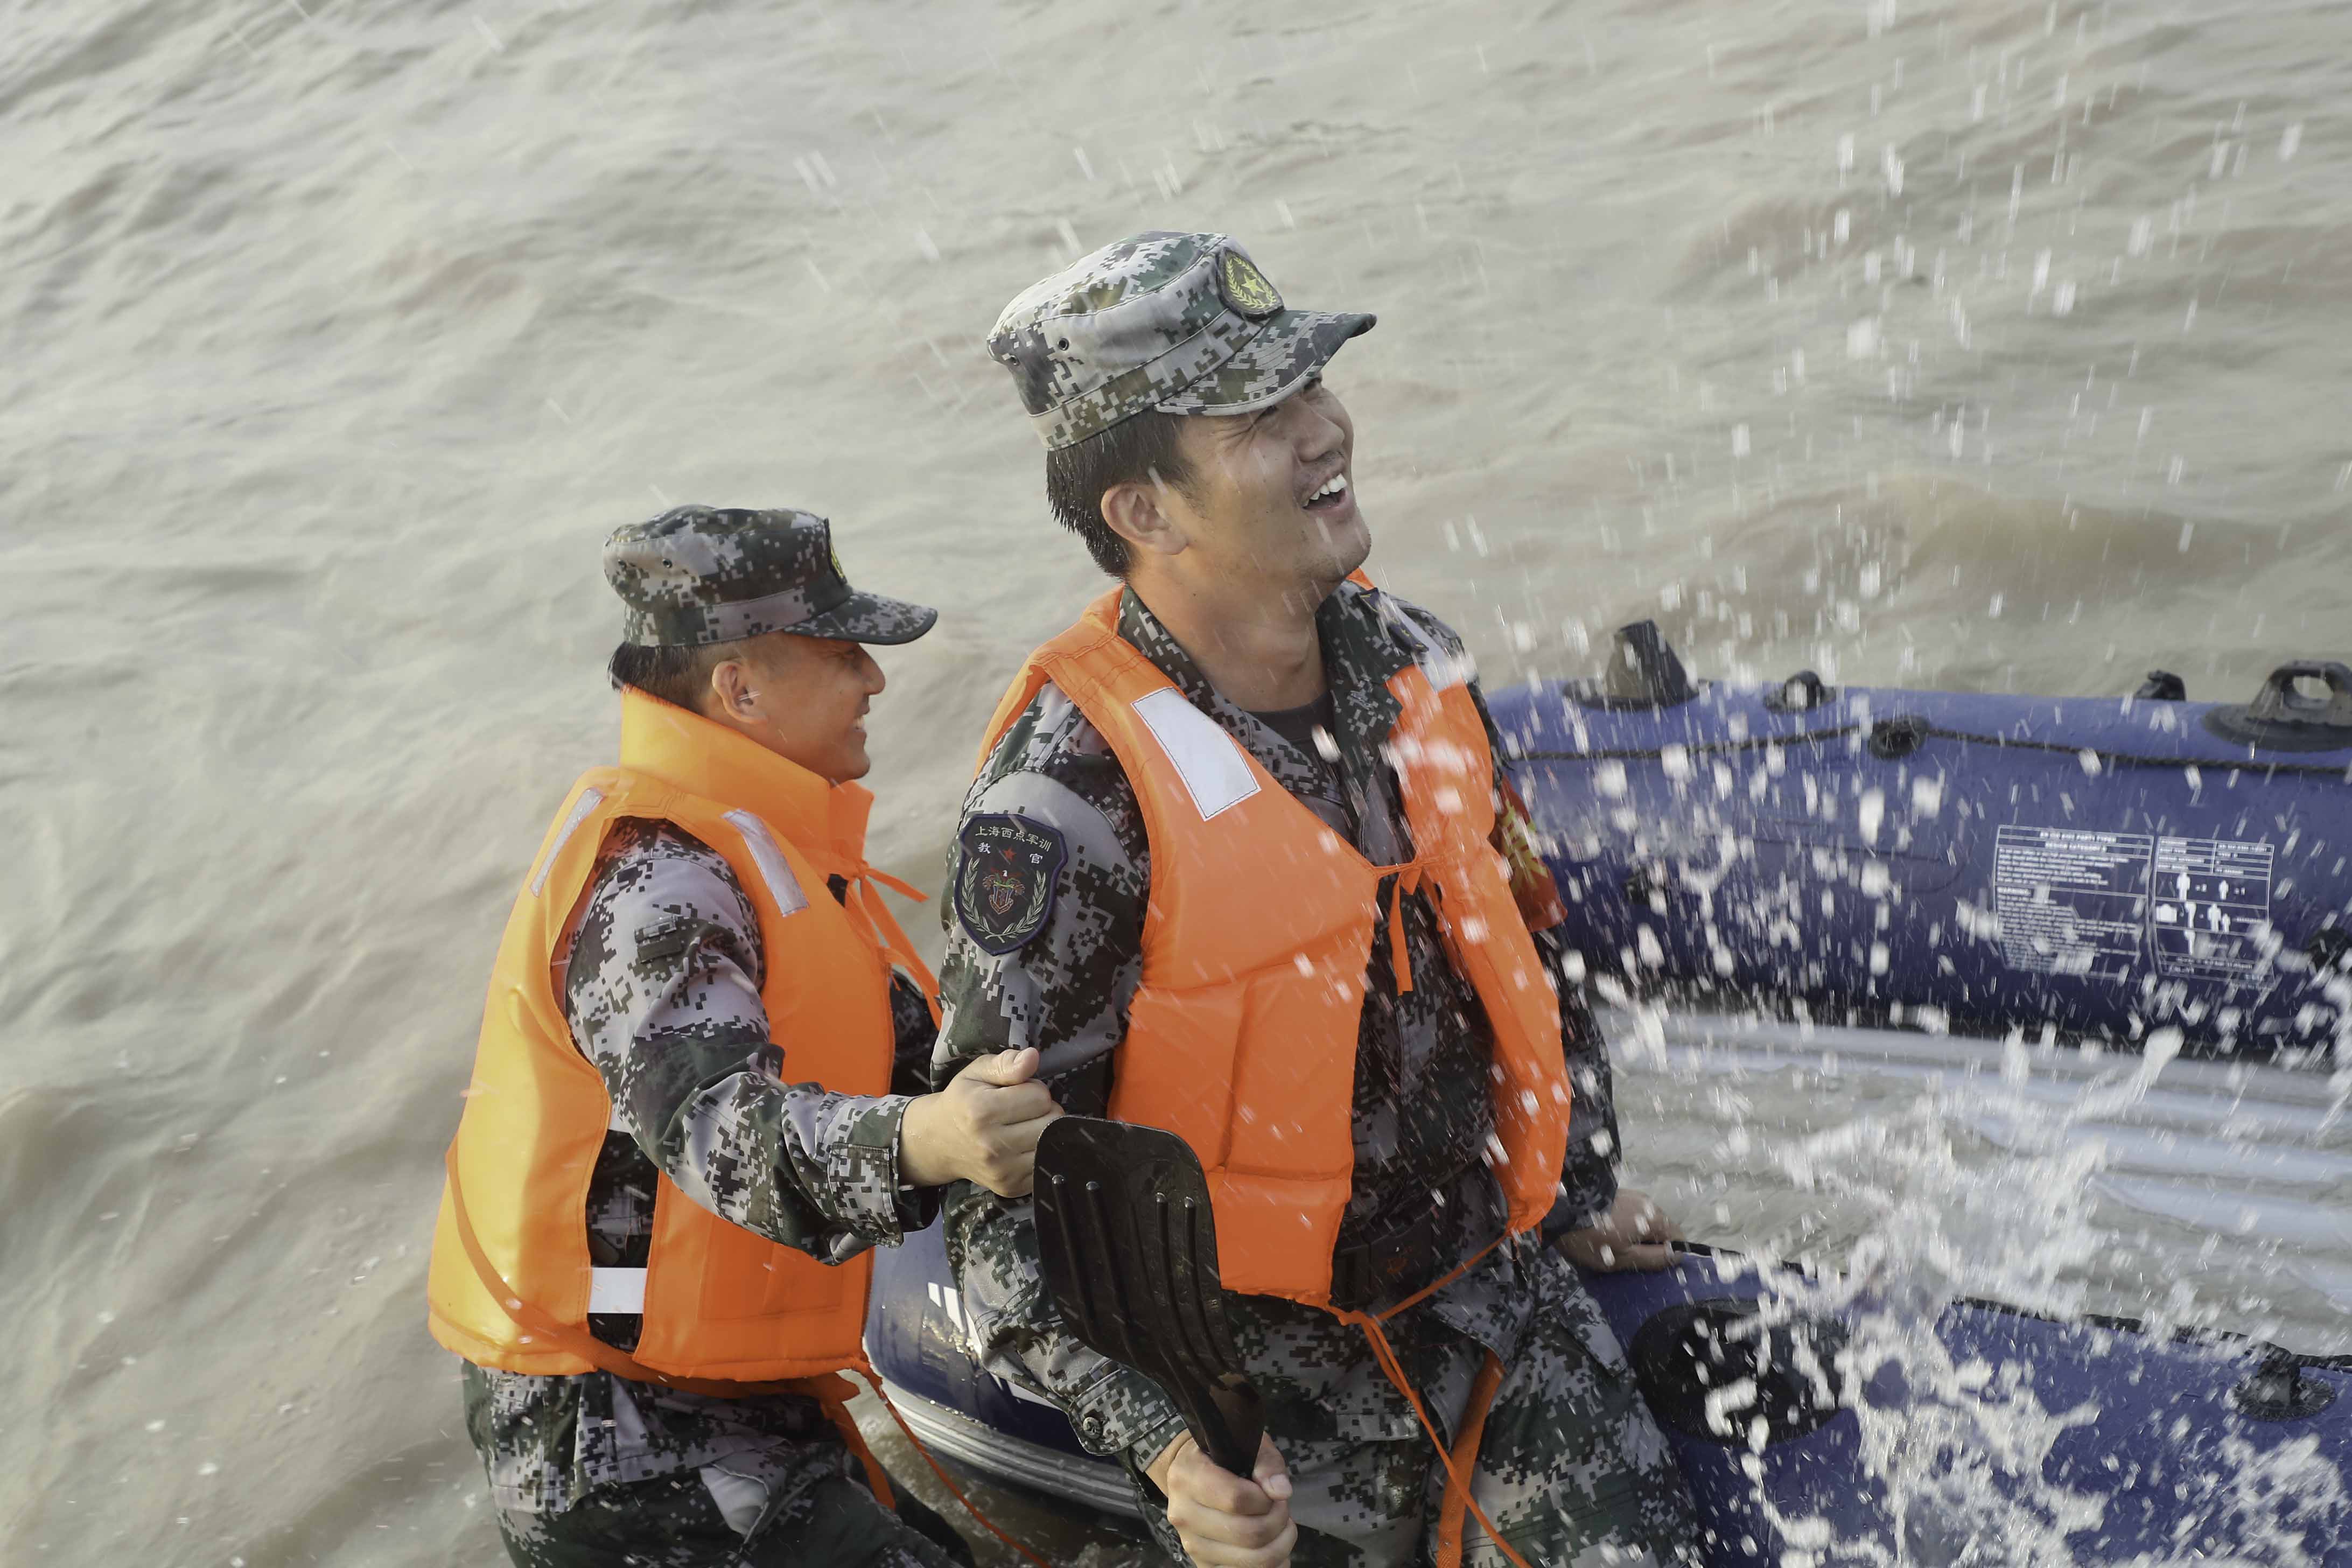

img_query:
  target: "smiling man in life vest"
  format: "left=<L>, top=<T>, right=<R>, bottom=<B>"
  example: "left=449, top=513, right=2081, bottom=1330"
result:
left=428, top=507, right=1061, bottom=1567
left=932, top=234, right=1703, bottom=1568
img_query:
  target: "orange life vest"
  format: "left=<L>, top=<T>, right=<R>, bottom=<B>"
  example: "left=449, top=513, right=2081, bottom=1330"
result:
left=428, top=688, right=938, bottom=1387
left=975, top=587, right=1572, bottom=1307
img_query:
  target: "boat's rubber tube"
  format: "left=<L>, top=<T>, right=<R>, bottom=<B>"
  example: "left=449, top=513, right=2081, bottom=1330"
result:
left=865, top=1221, right=1141, bottom=1516
left=1586, top=1247, right=2352, bottom=1565
left=865, top=1230, right=2352, bottom=1558
left=1486, top=669, right=2352, bottom=1055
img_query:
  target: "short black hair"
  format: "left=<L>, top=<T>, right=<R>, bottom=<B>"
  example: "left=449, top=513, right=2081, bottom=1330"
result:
left=607, top=639, right=745, bottom=714
left=1042, top=409, right=1195, bottom=577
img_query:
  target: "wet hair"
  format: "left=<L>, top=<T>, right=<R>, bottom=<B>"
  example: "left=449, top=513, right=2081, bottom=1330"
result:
left=1042, top=409, right=1196, bottom=578
left=606, top=639, right=750, bottom=715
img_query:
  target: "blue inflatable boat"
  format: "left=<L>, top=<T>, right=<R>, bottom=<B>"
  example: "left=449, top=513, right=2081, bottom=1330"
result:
left=866, top=1235, right=2352, bottom=1563
left=866, top=638, right=2352, bottom=1560
left=1492, top=629, right=2351, bottom=1059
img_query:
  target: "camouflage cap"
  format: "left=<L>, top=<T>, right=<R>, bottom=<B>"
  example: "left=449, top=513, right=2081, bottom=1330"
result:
left=603, top=506, right=937, bottom=648
left=986, top=230, right=1375, bottom=450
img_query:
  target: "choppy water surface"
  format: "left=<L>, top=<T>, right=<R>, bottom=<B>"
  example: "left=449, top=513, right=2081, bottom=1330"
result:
left=5, top=0, right=2348, bottom=1562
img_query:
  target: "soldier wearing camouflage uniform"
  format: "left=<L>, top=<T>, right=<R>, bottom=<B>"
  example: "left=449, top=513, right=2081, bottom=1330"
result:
left=934, top=234, right=1703, bottom=1567
left=435, top=508, right=1059, bottom=1567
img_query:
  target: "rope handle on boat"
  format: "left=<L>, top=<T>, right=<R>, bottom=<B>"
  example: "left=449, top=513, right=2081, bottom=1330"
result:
left=1518, top=715, right=2352, bottom=778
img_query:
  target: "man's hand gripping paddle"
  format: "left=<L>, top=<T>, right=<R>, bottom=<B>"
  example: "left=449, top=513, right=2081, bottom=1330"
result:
left=1032, top=1117, right=1264, bottom=1477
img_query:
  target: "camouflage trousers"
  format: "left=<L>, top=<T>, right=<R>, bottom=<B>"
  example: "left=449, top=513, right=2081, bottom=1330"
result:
left=1139, top=1245, right=1702, bottom=1568
left=491, top=1434, right=974, bottom=1568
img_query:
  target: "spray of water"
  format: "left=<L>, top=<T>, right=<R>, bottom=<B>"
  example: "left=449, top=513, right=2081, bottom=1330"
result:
left=1709, top=1024, right=2352, bottom=1565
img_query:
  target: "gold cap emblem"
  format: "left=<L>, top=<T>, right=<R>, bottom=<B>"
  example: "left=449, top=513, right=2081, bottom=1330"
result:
left=1217, top=249, right=1283, bottom=319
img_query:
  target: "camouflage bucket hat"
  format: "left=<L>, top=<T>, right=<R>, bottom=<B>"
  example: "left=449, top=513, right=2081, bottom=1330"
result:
left=603, top=506, right=937, bottom=648
left=987, top=230, right=1375, bottom=450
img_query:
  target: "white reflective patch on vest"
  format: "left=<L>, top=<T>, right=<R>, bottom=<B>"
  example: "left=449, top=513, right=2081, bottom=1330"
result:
left=530, top=787, right=606, bottom=898
left=588, top=1266, right=646, bottom=1314
left=1131, top=688, right=1260, bottom=821
left=722, top=810, right=809, bottom=918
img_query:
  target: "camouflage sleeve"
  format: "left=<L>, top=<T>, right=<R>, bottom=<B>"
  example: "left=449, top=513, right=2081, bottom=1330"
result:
left=887, top=971, right=940, bottom=1100
left=564, top=822, right=931, bottom=1263
left=928, top=680, right=1156, bottom=1093
left=929, top=709, right=1187, bottom=1468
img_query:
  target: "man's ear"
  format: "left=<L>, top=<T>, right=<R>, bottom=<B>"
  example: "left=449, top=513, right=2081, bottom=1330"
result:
left=706, top=656, right=759, bottom=723
left=1100, top=466, right=1191, bottom=562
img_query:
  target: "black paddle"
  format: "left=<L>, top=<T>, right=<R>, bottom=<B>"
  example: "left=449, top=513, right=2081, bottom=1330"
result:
left=1032, top=1116, right=1264, bottom=1478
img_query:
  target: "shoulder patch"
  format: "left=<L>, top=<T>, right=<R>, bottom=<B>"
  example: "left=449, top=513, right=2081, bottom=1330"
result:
left=954, top=813, right=1068, bottom=955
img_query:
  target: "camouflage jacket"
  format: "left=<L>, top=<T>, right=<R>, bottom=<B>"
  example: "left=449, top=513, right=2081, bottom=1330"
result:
left=932, top=581, right=1624, bottom=1472
left=461, top=818, right=939, bottom=1514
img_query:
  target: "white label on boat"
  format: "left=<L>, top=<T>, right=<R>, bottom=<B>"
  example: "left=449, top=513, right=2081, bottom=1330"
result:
left=1992, top=825, right=2150, bottom=980
left=1992, top=825, right=2274, bottom=985
left=2148, top=835, right=2274, bottom=982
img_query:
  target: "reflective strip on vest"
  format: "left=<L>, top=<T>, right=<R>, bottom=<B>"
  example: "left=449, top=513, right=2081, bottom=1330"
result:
left=588, top=1266, right=647, bottom=1315
left=723, top=810, right=810, bottom=917
left=531, top=787, right=607, bottom=897
left=1130, top=688, right=1260, bottom=820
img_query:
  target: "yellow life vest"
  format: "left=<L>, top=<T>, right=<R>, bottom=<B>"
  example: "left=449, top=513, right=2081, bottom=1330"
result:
left=428, top=689, right=936, bottom=1387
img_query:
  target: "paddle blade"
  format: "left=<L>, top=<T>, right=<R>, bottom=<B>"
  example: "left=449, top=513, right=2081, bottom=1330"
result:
left=1034, top=1117, right=1263, bottom=1478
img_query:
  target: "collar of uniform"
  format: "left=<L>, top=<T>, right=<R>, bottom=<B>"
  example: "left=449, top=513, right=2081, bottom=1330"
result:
left=1115, top=587, right=1334, bottom=802
left=616, top=686, right=874, bottom=869
left=1112, top=579, right=1420, bottom=778
left=1312, top=580, right=1420, bottom=766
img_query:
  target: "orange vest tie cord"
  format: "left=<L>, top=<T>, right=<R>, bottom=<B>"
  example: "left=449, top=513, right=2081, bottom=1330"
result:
left=978, top=589, right=1570, bottom=1565
left=1433, top=1351, right=1509, bottom=1568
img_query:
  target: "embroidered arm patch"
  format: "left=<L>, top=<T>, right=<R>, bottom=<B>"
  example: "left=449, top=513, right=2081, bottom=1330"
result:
left=953, top=813, right=1067, bottom=955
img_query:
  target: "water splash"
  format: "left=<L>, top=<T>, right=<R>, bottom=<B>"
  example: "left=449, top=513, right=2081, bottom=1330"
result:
left=1732, top=1028, right=2350, bottom=1564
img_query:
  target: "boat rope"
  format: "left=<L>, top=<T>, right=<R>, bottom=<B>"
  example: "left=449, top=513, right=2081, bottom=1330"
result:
left=1518, top=717, right=2352, bottom=779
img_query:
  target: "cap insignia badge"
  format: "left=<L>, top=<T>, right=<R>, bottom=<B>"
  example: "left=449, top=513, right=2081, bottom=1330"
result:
left=1217, top=250, right=1284, bottom=319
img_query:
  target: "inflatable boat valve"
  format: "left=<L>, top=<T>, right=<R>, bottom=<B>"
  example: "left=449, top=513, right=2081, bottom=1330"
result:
left=2231, top=1344, right=2340, bottom=1421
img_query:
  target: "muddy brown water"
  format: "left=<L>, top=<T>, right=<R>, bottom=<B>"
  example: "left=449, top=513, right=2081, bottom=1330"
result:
left=6, top=0, right=2349, bottom=1561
